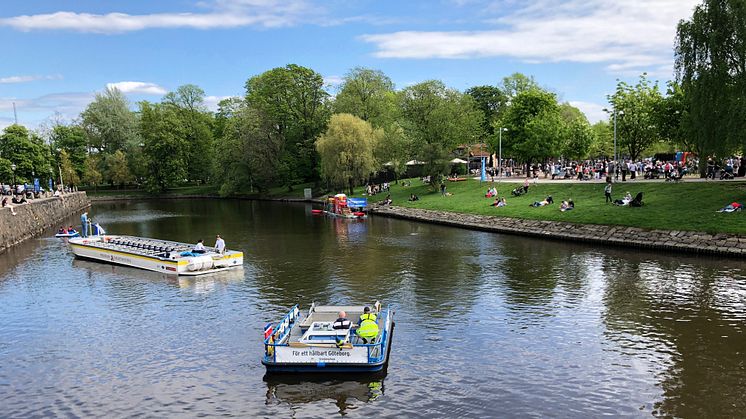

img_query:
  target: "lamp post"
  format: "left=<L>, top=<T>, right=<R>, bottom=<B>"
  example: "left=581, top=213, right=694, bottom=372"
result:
left=613, top=109, right=624, bottom=176
left=10, top=163, right=16, bottom=187
left=499, top=127, right=508, bottom=178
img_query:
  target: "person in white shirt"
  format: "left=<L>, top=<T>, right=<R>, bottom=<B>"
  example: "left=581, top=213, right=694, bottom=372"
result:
left=193, top=239, right=206, bottom=254
left=215, top=235, right=226, bottom=254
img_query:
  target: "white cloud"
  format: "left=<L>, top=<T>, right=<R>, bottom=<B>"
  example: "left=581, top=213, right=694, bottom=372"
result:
left=0, top=0, right=318, bottom=33
left=361, top=0, right=699, bottom=76
left=106, top=81, right=167, bottom=95
left=323, top=75, right=344, bottom=86
left=204, top=95, right=236, bottom=111
left=569, top=100, right=608, bottom=124
left=0, top=74, right=63, bottom=84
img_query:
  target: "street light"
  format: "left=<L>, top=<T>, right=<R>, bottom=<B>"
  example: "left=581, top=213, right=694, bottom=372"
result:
left=10, top=163, right=16, bottom=186
left=613, top=109, right=624, bottom=175
left=499, top=127, right=508, bottom=178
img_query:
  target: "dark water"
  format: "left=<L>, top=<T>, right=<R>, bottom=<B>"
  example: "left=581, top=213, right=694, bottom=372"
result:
left=1, top=199, right=745, bottom=418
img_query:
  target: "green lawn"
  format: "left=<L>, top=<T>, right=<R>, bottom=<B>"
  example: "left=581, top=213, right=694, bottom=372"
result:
left=362, top=178, right=746, bottom=234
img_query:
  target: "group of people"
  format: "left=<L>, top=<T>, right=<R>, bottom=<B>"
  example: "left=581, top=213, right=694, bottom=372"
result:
left=193, top=235, right=226, bottom=254
left=365, top=183, right=389, bottom=196
left=332, top=306, right=379, bottom=347
left=604, top=181, right=643, bottom=207
left=57, top=226, right=79, bottom=235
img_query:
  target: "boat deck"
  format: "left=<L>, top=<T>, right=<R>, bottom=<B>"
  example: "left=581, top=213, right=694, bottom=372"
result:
left=74, top=235, right=238, bottom=260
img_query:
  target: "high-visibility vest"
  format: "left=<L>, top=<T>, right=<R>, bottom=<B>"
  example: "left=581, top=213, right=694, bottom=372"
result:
left=357, top=318, right=379, bottom=340
left=359, top=313, right=377, bottom=323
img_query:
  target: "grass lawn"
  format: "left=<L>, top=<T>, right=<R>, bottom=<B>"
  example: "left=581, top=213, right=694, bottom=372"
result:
left=361, top=178, right=746, bottom=234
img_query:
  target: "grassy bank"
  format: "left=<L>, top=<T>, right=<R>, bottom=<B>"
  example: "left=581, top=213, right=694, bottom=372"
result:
left=363, top=178, right=746, bottom=234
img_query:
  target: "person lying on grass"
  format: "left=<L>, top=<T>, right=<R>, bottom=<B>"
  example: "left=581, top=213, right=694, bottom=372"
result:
left=530, top=196, right=553, bottom=207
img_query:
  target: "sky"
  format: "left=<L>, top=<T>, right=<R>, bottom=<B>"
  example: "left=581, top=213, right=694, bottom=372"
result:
left=0, top=0, right=701, bottom=131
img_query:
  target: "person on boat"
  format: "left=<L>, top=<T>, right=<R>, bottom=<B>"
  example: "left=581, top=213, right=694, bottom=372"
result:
left=356, top=315, right=379, bottom=344
left=359, top=306, right=377, bottom=324
left=58, top=226, right=67, bottom=235
left=81, top=212, right=88, bottom=237
left=193, top=239, right=206, bottom=254
left=68, top=226, right=77, bottom=234
left=332, top=311, right=351, bottom=330
left=215, top=235, right=226, bottom=254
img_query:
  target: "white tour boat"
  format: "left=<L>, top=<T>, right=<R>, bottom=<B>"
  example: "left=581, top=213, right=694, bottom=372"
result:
left=67, top=235, right=243, bottom=276
left=262, top=302, right=394, bottom=373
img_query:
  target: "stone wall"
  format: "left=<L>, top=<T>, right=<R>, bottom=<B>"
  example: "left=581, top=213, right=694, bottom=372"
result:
left=0, top=192, right=90, bottom=253
left=370, top=206, right=746, bottom=257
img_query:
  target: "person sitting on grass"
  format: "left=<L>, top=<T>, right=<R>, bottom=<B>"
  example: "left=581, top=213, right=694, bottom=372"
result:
left=530, top=196, right=553, bottom=207
left=496, top=197, right=507, bottom=207
left=560, top=199, right=575, bottom=212
left=485, top=187, right=497, bottom=198
left=717, top=202, right=743, bottom=213
left=613, top=192, right=633, bottom=206
left=378, top=194, right=392, bottom=206
left=408, top=193, right=419, bottom=202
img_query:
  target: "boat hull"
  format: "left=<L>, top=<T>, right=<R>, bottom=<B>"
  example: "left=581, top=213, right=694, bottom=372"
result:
left=68, top=236, right=243, bottom=276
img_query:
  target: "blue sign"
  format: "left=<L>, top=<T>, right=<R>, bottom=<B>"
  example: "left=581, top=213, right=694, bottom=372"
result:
left=34, top=178, right=40, bottom=192
left=347, top=198, right=368, bottom=208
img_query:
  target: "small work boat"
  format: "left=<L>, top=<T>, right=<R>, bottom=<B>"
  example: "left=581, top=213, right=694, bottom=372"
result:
left=67, top=235, right=243, bottom=276
left=262, top=302, right=394, bottom=373
left=314, top=194, right=367, bottom=219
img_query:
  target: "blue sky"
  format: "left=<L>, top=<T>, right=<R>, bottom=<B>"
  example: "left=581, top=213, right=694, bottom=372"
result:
left=0, top=0, right=700, bottom=130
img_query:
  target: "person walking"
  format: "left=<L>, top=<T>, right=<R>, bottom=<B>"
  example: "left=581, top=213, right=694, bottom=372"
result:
left=604, top=179, right=612, bottom=203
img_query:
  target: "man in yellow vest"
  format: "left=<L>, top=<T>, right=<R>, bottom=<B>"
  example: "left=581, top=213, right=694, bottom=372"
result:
left=357, top=306, right=379, bottom=344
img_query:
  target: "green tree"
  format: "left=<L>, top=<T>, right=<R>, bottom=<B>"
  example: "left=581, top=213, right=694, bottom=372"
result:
left=0, top=124, right=50, bottom=183
left=501, top=73, right=540, bottom=99
left=607, top=74, right=663, bottom=161
left=558, top=103, right=594, bottom=160
left=399, top=80, right=482, bottom=189
left=245, top=64, right=331, bottom=187
left=500, top=88, right=565, bottom=170
left=590, top=121, right=613, bottom=158
left=139, top=101, right=188, bottom=193
left=466, top=85, right=507, bottom=139
left=676, top=0, right=746, bottom=165
left=59, top=149, right=80, bottom=187
left=316, top=114, right=380, bottom=195
left=51, top=125, right=87, bottom=178
left=374, top=123, right=409, bottom=183
left=106, top=150, right=132, bottom=187
left=334, top=67, right=397, bottom=127
left=81, top=87, right=138, bottom=153
left=82, top=154, right=103, bottom=188
left=164, top=84, right=214, bottom=183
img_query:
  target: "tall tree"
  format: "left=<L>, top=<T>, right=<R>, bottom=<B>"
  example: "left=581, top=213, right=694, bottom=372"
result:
left=316, top=114, right=380, bottom=195
left=607, top=74, right=663, bottom=161
left=164, top=84, right=214, bottom=183
left=106, top=150, right=132, bottom=187
left=139, top=102, right=188, bottom=192
left=0, top=124, right=50, bottom=183
left=466, top=85, right=508, bottom=139
left=334, top=67, right=397, bottom=127
left=374, top=122, right=410, bottom=183
left=59, top=150, right=80, bottom=187
left=676, top=0, right=746, bottom=164
left=399, top=80, right=481, bottom=189
left=559, top=103, right=594, bottom=160
left=590, top=121, right=613, bottom=158
left=500, top=88, right=565, bottom=170
left=81, top=87, right=138, bottom=153
left=501, top=73, right=540, bottom=99
left=245, top=64, right=331, bottom=187
left=82, top=154, right=103, bottom=188
left=51, top=125, right=88, bottom=179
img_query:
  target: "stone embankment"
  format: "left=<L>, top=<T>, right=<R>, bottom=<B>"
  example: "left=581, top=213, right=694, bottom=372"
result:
left=370, top=206, right=745, bottom=257
left=0, top=192, right=90, bottom=253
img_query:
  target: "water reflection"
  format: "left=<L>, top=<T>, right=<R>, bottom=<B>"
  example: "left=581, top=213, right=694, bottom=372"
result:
left=264, top=373, right=386, bottom=414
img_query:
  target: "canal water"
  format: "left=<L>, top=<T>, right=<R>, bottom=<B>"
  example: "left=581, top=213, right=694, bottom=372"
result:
left=1, top=199, right=745, bottom=417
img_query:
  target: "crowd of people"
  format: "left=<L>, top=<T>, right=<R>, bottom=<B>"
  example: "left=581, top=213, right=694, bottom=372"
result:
left=1, top=182, right=77, bottom=216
